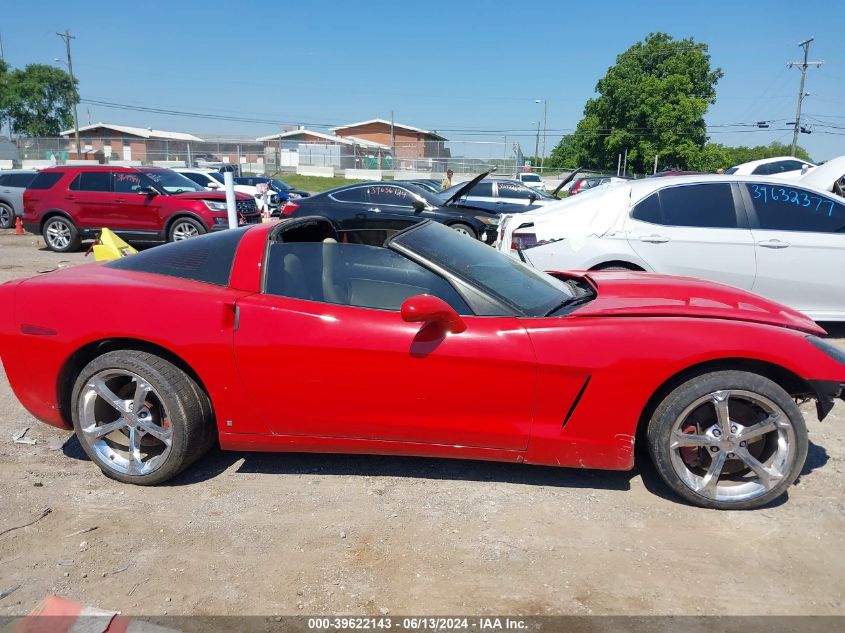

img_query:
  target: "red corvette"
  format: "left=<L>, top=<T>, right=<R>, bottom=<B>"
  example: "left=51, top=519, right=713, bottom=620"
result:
left=1, top=218, right=844, bottom=509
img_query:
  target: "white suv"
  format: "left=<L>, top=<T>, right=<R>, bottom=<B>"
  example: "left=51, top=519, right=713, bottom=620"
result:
left=517, top=172, right=548, bottom=191
left=174, top=168, right=279, bottom=211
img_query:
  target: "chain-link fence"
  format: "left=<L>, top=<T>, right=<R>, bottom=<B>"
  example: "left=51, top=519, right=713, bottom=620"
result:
left=3, top=136, right=575, bottom=178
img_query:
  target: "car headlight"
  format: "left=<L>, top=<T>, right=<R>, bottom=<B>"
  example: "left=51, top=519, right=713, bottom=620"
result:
left=474, top=215, right=499, bottom=225
left=204, top=200, right=228, bottom=212
left=807, top=336, right=845, bottom=365
left=287, top=192, right=301, bottom=199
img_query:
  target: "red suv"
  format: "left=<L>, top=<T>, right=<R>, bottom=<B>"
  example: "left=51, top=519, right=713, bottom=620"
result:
left=23, top=166, right=261, bottom=252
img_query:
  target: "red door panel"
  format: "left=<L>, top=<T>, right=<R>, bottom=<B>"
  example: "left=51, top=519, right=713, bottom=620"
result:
left=233, top=294, right=536, bottom=449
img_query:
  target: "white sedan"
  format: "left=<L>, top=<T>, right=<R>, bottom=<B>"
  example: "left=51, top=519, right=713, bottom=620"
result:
left=496, top=161, right=845, bottom=321
left=725, top=155, right=816, bottom=180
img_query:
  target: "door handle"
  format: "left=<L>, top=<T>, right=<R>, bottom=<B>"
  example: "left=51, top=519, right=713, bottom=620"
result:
left=757, top=239, right=790, bottom=249
left=639, top=234, right=670, bottom=244
left=64, top=195, right=75, bottom=200
left=115, top=198, right=126, bottom=203
left=368, top=207, right=381, bottom=213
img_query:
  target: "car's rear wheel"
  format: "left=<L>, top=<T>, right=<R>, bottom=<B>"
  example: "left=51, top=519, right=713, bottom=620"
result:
left=168, top=217, right=206, bottom=242
left=71, top=350, right=215, bottom=485
left=0, top=203, right=13, bottom=229
left=42, top=216, right=81, bottom=252
left=449, top=222, right=477, bottom=239
left=647, top=370, right=807, bottom=510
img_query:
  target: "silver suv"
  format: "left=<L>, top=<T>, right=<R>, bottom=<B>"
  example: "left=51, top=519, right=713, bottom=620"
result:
left=0, top=170, right=38, bottom=229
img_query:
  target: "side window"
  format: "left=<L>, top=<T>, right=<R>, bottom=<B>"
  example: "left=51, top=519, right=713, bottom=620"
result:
left=9, top=173, right=37, bottom=188
left=751, top=163, right=773, bottom=176
left=659, top=183, right=738, bottom=228
left=745, top=184, right=845, bottom=233
left=112, top=171, right=145, bottom=193
left=28, top=172, right=65, bottom=190
left=181, top=172, right=210, bottom=187
left=69, top=172, right=112, bottom=192
left=366, top=185, right=414, bottom=206
left=496, top=182, right=535, bottom=199
left=265, top=242, right=471, bottom=314
left=631, top=192, right=662, bottom=224
left=0, top=175, right=8, bottom=186
left=332, top=187, right=368, bottom=203
left=468, top=182, right=493, bottom=197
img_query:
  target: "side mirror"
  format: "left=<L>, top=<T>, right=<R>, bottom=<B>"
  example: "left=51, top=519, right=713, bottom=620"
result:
left=207, top=182, right=221, bottom=189
left=528, top=193, right=537, bottom=204
left=137, top=186, right=158, bottom=196
left=400, top=294, right=466, bottom=334
left=412, top=198, right=426, bottom=212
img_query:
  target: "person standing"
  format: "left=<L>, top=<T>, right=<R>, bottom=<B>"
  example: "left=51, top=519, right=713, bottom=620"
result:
left=441, top=169, right=454, bottom=190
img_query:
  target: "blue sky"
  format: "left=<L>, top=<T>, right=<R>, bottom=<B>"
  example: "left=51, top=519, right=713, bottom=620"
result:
left=3, top=0, right=844, bottom=161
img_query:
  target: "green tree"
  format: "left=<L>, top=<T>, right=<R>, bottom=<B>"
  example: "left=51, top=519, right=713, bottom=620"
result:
left=551, top=33, right=722, bottom=173
left=5, top=64, right=77, bottom=137
left=0, top=59, right=11, bottom=135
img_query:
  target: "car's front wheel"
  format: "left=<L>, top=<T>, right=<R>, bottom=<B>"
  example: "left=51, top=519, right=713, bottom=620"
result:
left=71, top=350, right=215, bottom=485
left=168, top=217, right=206, bottom=242
left=42, top=216, right=81, bottom=252
left=449, top=222, right=477, bottom=239
left=647, top=370, right=807, bottom=510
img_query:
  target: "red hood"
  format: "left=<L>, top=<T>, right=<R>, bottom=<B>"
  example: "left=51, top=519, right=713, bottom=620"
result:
left=562, top=270, right=825, bottom=335
left=171, top=191, right=252, bottom=201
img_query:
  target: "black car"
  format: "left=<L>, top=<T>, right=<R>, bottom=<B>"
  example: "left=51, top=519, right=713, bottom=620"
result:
left=282, top=174, right=504, bottom=244
left=235, top=176, right=311, bottom=203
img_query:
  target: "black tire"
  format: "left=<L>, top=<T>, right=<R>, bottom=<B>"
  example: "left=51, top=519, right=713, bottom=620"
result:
left=71, top=350, right=215, bottom=485
left=0, top=203, right=13, bottom=229
left=42, top=215, right=81, bottom=252
left=449, top=222, right=477, bottom=239
left=646, top=370, right=808, bottom=510
left=168, top=217, right=207, bottom=242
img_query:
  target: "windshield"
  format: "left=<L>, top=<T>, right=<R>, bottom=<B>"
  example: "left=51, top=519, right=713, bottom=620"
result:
left=392, top=222, right=574, bottom=316
left=521, top=174, right=541, bottom=182
left=209, top=172, right=226, bottom=184
left=270, top=178, right=293, bottom=190
left=141, top=170, right=205, bottom=194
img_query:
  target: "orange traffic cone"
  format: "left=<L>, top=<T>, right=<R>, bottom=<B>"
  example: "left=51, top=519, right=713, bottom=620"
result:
left=15, top=217, right=24, bottom=235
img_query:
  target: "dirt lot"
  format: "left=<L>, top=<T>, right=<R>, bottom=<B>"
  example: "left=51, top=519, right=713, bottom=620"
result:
left=0, top=229, right=844, bottom=619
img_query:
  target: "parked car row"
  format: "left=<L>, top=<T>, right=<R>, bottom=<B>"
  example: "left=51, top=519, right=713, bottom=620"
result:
left=21, top=166, right=261, bottom=252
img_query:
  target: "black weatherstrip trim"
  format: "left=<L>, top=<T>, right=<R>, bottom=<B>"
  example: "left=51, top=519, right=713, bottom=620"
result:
left=562, top=376, right=591, bottom=429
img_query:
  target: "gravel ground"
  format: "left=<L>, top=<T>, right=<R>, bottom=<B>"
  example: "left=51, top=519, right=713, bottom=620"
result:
left=0, top=228, right=843, bottom=618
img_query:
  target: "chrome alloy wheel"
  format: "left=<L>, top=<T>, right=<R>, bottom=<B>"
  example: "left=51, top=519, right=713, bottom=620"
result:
left=669, top=390, right=797, bottom=503
left=171, top=221, right=200, bottom=241
left=45, top=219, right=72, bottom=249
left=77, top=369, right=173, bottom=476
left=0, top=206, right=11, bottom=227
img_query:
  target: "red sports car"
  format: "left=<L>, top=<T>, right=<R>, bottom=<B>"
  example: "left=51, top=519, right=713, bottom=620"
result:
left=1, top=218, right=843, bottom=509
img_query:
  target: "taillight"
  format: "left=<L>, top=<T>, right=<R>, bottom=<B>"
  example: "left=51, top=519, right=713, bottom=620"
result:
left=281, top=201, right=300, bottom=216
left=511, top=232, right=538, bottom=250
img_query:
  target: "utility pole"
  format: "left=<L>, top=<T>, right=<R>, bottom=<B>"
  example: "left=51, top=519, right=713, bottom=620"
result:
left=788, top=38, right=824, bottom=156
left=535, top=99, right=547, bottom=172
left=532, top=120, right=540, bottom=168
left=57, top=30, right=80, bottom=157
left=389, top=110, right=395, bottom=171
